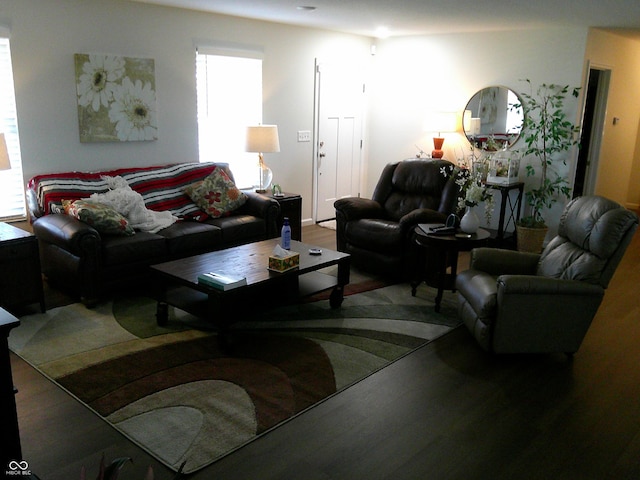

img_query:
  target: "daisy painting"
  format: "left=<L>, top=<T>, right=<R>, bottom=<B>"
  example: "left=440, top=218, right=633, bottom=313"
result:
left=75, top=53, right=157, bottom=142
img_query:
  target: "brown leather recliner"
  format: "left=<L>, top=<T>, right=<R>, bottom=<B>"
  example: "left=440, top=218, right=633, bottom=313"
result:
left=334, top=159, right=459, bottom=279
left=456, top=195, right=638, bottom=354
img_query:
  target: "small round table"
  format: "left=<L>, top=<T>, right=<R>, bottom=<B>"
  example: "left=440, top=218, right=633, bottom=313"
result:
left=413, top=224, right=490, bottom=311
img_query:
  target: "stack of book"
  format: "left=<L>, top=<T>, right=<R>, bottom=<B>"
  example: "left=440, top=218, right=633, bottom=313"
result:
left=197, top=272, right=247, bottom=291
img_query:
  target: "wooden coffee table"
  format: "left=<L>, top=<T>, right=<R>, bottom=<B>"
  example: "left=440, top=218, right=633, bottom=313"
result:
left=150, top=239, right=350, bottom=331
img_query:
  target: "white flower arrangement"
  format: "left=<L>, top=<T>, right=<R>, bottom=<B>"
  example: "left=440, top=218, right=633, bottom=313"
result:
left=441, top=146, right=495, bottom=224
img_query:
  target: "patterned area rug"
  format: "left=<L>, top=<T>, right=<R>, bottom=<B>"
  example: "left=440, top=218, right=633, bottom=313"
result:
left=9, top=283, right=460, bottom=474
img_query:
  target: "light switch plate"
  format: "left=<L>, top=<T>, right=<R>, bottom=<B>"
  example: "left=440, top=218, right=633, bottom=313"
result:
left=297, top=130, right=311, bottom=142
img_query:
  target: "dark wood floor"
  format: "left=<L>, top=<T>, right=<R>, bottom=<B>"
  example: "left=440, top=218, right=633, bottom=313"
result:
left=10, top=224, right=640, bottom=480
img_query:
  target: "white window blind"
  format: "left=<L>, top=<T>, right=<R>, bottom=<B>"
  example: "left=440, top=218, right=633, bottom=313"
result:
left=0, top=35, right=26, bottom=221
left=196, top=47, right=263, bottom=189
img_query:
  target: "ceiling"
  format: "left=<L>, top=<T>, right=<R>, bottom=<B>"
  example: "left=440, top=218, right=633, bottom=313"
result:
left=128, top=0, right=640, bottom=38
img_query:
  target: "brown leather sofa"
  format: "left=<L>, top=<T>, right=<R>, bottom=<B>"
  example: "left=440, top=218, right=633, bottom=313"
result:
left=456, top=195, right=638, bottom=354
left=334, top=159, right=459, bottom=279
left=27, top=162, right=280, bottom=304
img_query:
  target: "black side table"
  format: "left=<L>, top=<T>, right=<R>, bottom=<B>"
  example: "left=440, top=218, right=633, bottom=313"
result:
left=264, top=192, right=302, bottom=241
left=1, top=308, right=22, bottom=467
left=413, top=224, right=490, bottom=311
left=486, top=182, right=524, bottom=248
left=0, top=223, right=45, bottom=313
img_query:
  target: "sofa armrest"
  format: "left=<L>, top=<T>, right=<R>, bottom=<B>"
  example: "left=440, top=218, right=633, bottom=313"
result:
left=240, top=192, right=281, bottom=238
left=32, top=214, right=102, bottom=257
left=25, top=186, right=44, bottom=221
left=334, top=197, right=386, bottom=222
left=470, top=247, right=540, bottom=276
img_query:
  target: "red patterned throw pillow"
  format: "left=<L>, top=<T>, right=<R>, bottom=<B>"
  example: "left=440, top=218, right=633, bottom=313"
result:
left=184, top=167, right=248, bottom=218
left=63, top=199, right=135, bottom=236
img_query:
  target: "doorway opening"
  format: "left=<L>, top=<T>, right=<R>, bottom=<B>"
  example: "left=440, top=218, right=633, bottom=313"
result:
left=574, top=66, right=611, bottom=197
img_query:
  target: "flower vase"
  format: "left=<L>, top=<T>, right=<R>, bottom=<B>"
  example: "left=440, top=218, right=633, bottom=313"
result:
left=460, top=206, right=480, bottom=234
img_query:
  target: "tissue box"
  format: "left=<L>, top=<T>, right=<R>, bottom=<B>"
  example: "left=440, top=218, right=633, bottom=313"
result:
left=268, top=251, right=300, bottom=272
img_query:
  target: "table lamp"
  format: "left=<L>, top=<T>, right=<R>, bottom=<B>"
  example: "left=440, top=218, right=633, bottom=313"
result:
left=425, top=112, right=457, bottom=159
left=0, top=133, right=11, bottom=171
left=245, top=125, right=280, bottom=193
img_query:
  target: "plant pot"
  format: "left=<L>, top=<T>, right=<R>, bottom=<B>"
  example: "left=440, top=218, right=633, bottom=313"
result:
left=516, top=225, right=548, bottom=253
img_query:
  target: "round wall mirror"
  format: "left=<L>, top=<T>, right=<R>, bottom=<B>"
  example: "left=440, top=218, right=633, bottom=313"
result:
left=463, top=86, right=524, bottom=150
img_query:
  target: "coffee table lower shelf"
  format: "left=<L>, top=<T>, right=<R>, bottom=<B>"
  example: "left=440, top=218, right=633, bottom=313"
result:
left=155, top=270, right=344, bottom=327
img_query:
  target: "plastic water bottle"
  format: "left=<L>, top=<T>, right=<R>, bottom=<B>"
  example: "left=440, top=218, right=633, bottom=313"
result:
left=281, top=217, right=291, bottom=250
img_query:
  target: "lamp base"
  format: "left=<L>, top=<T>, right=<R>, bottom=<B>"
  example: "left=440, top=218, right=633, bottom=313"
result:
left=432, top=137, right=445, bottom=159
left=256, top=163, right=273, bottom=194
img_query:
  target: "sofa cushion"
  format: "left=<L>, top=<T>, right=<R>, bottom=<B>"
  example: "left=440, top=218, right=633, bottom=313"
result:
left=101, top=231, right=168, bottom=267
left=206, top=215, right=266, bottom=246
left=184, top=167, right=247, bottom=218
left=156, top=221, right=222, bottom=256
left=63, top=199, right=134, bottom=236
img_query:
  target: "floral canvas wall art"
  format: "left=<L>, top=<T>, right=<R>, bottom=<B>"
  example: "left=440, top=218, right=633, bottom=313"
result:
left=75, top=54, right=158, bottom=142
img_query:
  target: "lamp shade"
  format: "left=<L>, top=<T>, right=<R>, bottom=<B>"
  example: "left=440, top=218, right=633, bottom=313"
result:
left=245, top=125, right=280, bottom=153
left=424, top=111, right=458, bottom=135
left=0, top=133, right=11, bottom=171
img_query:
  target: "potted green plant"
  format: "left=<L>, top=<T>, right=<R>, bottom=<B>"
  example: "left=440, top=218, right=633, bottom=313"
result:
left=515, top=79, right=580, bottom=252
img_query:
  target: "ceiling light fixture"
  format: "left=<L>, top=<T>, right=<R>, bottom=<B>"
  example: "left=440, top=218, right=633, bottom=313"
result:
left=297, top=6, right=317, bottom=11
left=375, top=26, right=390, bottom=39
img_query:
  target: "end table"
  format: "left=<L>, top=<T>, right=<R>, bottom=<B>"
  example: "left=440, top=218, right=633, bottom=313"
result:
left=413, top=224, right=490, bottom=311
left=264, top=192, right=302, bottom=241
left=1, top=308, right=22, bottom=466
left=486, top=181, right=524, bottom=248
left=0, top=223, right=45, bottom=313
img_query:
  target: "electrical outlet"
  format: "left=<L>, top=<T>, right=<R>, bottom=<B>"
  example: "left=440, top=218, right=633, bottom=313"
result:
left=297, top=130, right=311, bottom=142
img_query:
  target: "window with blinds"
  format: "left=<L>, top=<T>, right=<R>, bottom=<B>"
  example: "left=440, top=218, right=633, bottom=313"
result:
left=195, top=46, right=263, bottom=189
left=0, top=35, right=26, bottom=221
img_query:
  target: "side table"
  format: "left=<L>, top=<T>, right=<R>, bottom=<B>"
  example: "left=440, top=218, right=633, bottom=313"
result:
left=413, top=224, right=490, bottom=312
left=0, top=223, right=45, bottom=313
left=264, top=192, right=302, bottom=241
left=486, top=182, right=524, bottom=248
left=1, top=308, right=22, bottom=466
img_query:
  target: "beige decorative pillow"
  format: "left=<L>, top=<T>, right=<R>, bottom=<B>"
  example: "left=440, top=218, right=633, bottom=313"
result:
left=63, top=199, right=135, bottom=236
left=185, top=167, right=247, bottom=218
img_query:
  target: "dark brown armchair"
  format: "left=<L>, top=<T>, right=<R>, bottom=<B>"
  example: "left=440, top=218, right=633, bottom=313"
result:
left=334, top=159, right=459, bottom=279
left=456, top=195, right=638, bottom=354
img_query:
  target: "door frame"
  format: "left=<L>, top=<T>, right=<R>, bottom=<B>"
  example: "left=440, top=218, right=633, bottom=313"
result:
left=312, top=58, right=365, bottom=223
left=574, top=62, right=611, bottom=197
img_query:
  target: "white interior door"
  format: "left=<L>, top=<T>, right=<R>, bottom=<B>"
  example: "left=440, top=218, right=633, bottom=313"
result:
left=314, top=60, right=364, bottom=222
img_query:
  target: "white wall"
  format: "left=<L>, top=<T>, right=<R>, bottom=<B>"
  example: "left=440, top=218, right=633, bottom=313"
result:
left=2, top=0, right=371, bottom=223
left=585, top=29, right=640, bottom=210
left=2, top=0, right=602, bottom=231
left=367, top=28, right=588, bottom=233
